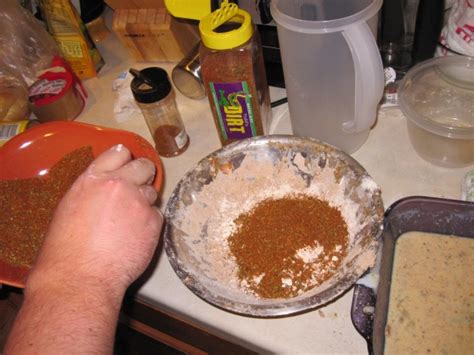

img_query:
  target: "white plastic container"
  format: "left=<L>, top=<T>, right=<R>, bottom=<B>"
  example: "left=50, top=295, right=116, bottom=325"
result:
left=270, top=0, right=384, bottom=154
left=398, top=56, right=474, bottom=168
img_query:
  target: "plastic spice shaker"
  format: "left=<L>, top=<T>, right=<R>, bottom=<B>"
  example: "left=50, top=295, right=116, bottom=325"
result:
left=199, top=1, right=272, bottom=146
left=131, top=67, right=189, bottom=157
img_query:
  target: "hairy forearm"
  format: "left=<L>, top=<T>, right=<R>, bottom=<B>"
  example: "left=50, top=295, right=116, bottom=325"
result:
left=4, top=146, right=162, bottom=354
left=4, top=279, right=124, bottom=354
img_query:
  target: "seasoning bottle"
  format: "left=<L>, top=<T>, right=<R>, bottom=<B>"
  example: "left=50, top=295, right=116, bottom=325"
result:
left=131, top=67, right=189, bottom=157
left=0, top=120, right=39, bottom=147
left=199, top=1, right=272, bottom=146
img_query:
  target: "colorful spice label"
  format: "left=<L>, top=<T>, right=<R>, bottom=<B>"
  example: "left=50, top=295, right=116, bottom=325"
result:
left=209, top=81, right=257, bottom=140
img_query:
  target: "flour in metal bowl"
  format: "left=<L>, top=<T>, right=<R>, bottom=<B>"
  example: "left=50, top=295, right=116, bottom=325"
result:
left=164, top=135, right=384, bottom=317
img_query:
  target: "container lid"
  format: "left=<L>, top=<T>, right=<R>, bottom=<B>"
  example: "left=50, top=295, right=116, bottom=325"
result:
left=199, top=1, right=253, bottom=50
left=398, top=56, right=474, bottom=139
left=270, top=0, right=382, bottom=34
left=172, top=65, right=205, bottom=100
left=130, top=67, right=172, bottom=104
left=164, top=0, right=213, bottom=20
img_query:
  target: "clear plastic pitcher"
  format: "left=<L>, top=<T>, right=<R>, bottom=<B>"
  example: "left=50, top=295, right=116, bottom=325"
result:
left=270, top=0, right=384, bottom=153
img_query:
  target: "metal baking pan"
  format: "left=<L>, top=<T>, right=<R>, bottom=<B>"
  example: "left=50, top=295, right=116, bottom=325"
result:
left=350, top=196, right=474, bottom=355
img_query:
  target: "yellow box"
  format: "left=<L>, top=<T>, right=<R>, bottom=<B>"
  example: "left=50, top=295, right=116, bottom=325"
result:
left=39, top=0, right=104, bottom=80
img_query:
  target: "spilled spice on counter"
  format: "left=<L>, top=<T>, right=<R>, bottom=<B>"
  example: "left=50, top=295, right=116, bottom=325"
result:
left=228, top=194, right=349, bottom=299
left=0, top=146, right=94, bottom=268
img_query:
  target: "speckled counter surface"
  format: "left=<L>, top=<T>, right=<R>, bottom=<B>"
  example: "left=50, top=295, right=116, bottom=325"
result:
left=78, top=30, right=472, bottom=354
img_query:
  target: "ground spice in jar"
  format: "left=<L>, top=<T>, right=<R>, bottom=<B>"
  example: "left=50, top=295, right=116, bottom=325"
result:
left=0, top=146, right=94, bottom=268
left=201, top=46, right=270, bottom=146
left=153, top=124, right=190, bottom=157
left=199, top=2, right=272, bottom=146
left=228, top=194, right=349, bottom=299
left=131, top=67, right=189, bottom=157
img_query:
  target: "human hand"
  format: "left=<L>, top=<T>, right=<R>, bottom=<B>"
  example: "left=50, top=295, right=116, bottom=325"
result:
left=26, top=144, right=163, bottom=296
left=5, top=144, right=163, bottom=354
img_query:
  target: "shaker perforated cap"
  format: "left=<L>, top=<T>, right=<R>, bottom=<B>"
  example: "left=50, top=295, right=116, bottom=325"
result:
left=199, top=1, right=253, bottom=50
left=130, top=67, right=172, bottom=104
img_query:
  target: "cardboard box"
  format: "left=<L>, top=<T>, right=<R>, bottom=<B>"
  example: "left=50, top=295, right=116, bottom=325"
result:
left=39, top=0, right=104, bottom=79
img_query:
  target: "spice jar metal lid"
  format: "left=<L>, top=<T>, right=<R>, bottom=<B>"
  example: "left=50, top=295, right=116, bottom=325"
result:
left=130, top=67, right=172, bottom=104
left=199, top=1, right=253, bottom=50
left=171, top=43, right=206, bottom=100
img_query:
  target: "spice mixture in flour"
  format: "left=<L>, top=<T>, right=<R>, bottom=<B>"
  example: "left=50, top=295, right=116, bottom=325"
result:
left=228, top=194, right=349, bottom=298
left=173, top=151, right=376, bottom=301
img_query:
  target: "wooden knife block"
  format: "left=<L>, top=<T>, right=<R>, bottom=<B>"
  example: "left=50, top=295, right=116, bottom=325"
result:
left=112, top=8, right=199, bottom=62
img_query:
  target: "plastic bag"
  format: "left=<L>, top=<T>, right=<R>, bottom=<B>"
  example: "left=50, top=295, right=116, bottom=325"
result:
left=437, top=0, right=474, bottom=56
left=0, top=0, right=59, bottom=87
left=0, top=66, right=30, bottom=122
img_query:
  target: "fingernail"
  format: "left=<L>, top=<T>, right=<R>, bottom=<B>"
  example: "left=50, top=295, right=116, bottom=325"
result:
left=113, top=144, right=125, bottom=151
left=153, top=206, right=164, bottom=219
left=137, top=158, right=156, bottom=184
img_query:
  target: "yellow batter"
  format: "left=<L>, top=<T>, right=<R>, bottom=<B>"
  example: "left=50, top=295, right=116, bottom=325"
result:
left=384, top=231, right=474, bottom=355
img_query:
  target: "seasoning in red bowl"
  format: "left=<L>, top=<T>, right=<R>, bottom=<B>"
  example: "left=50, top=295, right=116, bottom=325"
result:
left=0, top=146, right=94, bottom=269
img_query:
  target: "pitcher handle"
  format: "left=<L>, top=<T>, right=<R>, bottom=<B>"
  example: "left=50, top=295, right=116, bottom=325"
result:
left=342, top=22, right=384, bottom=133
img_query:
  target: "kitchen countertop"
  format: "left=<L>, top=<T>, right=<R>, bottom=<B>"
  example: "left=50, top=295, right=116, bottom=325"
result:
left=78, top=30, right=473, bottom=354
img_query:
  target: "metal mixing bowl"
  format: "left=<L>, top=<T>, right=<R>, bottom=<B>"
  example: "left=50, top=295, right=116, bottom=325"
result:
left=164, top=135, right=384, bottom=317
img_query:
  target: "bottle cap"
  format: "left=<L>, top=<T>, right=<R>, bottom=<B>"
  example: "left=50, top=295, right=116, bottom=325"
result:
left=164, top=0, right=212, bottom=20
left=199, top=1, right=253, bottom=50
left=130, top=67, right=172, bottom=104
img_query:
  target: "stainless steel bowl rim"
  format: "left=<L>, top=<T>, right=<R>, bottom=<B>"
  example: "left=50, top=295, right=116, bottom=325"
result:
left=164, top=135, right=384, bottom=317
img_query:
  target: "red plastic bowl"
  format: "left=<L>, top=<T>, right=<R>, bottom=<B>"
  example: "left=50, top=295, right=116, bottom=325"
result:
left=0, top=121, right=163, bottom=288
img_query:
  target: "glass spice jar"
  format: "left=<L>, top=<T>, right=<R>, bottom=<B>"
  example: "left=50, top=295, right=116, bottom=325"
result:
left=199, top=1, right=272, bottom=146
left=131, top=67, right=189, bottom=157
